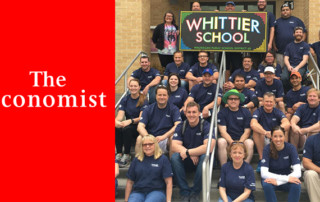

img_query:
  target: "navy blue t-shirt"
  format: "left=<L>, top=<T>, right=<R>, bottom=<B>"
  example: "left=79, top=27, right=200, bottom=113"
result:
left=257, top=64, right=282, bottom=78
left=164, top=62, right=190, bottom=79
left=168, top=87, right=188, bottom=109
left=218, top=107, right=251, bottom=140
left=140, top=103, right=181, bottom=137
left=294, top=104, right=320, bottom=128
left=188, top=62, right=218, bottom=77
left=303, top=133, right=320, bottom=167
left=274, top=16, right=306, bottom=54
left=173, top=119, right=214, bottom=149
left=284, top=41, right=310, bottom=67
left=118, top=95, right=148, bottom=119
left=255, top=78, right=284, bottom=98
left=229, top=69, right=259, bottom=84
left=189, top=83, right=222, bottom=111
left=240, top=88, right=257, bottom=106
left=127, top=155, right=173, bottom=193
left=131, top=68, right=161, bottom=90
left=261, top=142, right=300, bottom=176
left=252, top=107, right=286, bottom=131
left=219, top=161, right=255, bottom=201
left=311, top=41, right=320, bottom=68
left=285, top=86, right=310, bottom=108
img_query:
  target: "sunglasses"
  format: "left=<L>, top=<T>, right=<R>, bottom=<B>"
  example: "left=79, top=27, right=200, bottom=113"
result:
left=142, top=143, right=154, bottom=147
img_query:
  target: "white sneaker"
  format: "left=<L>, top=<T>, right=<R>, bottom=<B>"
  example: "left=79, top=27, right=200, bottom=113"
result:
left=116, top=153, right=122, bottom=162
left=119, top=154, right=131, bottom=168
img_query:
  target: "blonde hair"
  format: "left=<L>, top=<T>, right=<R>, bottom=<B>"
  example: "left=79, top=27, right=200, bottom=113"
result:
left=307, top=88, right=320, bottom=98
left=227, top=142, right=248, bottom=160
left=136, top=135, right=162, bottom=161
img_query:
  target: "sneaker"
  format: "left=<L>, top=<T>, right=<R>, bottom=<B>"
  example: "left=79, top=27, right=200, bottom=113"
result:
left=119, top=154, right=131, bottom=168
left=256, top=160, right=261, bottom=173
left=180, top=195, right=189, bottom=202
left=115, top=153, right=122, bottom=162
left=189, top=193, right=199, bottom=202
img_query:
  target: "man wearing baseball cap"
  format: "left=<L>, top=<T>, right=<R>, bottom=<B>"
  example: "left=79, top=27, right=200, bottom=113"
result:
left=285, top=72, right=310, bottom=120
left=184, top=68, right=222, bottom=120
left=217, top=89, right=254, bottom=166
left=255, top=66, right=285, bottom=113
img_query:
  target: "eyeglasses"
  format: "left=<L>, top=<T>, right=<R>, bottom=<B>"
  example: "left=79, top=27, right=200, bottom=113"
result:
left=227, top=98, right=240, bottom=101
left=198, top=55, right=208, bottom=58
left=142, top=143, right=154, bottom=147
left=231, top=141, right=244, bottom=145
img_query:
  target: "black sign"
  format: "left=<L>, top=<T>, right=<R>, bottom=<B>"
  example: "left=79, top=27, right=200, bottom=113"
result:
left=179, top=12, right=268, bottom=52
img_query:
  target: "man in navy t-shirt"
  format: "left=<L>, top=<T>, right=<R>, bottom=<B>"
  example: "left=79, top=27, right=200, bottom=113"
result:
left=285, top=72, right=310, bottom=120
left=303, top=133, right=320, bottom=202
left=232, top=74, right=259, bottom=114
left=171, top=101, right=215, bottom=202
left=184, top=68, right=222, bottom=120
left=185, top=51, right=219, bottom=90
left=251, top=92, right=290, bottom=172
left=274, top=3, right=306, bottom=69
left=162, top=51, right=190, bottom=90
left=128, top=55, right=161, bottom=103
left=137, top=86, right=181, bottom=153
left=217, top=89, right=254, bottom=166
left=290, top=88, right=320, bottom=150
left=224, top=56, right=259, bottom=91
left=282, top=27, right=310, bottom=93
left=255, top=66, right=285, bottom=113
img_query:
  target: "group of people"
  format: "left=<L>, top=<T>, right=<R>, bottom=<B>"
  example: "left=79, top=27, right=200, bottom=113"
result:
left=115, top=1, right=320, bottom=202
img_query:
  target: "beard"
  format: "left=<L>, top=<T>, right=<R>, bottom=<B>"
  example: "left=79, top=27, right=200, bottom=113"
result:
left=258, top=5, right=266, bottom=11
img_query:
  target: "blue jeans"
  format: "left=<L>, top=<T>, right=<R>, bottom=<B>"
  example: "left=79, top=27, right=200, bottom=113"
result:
left=148, top=86, right=157, bottom=104
left=281, top=65, right=307, bottom=93
left=171, top=152, right=205, bottom=196
left=218, top=196, right=254, bottom=202
left=161, top=80, right=189, bottom=92
left=128, top=190, right=166, bottom=202
left=261, top=180, right=301, bottom=202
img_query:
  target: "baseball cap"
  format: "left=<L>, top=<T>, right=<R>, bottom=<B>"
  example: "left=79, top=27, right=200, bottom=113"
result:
left=290, top=71, right=302, bottom=78
left=264, top=66, right=275, bottom=74
left=226, top=1, right=235, bottom=6
left=223, top=89, right=245, bottom=103
left=202, top=68, right=213, bottom=76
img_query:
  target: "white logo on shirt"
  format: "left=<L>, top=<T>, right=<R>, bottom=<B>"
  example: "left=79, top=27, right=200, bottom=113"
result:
left=207, top=92, right=212, bottom=95
left=119, top=104, right=122, bottom=108
left=250, top=183, right=256, bottom=187
left=140, top=117, right=143, bottom=120
left=196, top=132, right=201, bottom=136
left=283, top=156, right=289, bottom=160
left=148, top=76, right=153, bottom=79
left=303, top=149, right=306, bottom=154
left=239, top=176, right=245, bottom=179
left=166, top=114, right=171, bottom=118
left=313, top=113, right=316, bottom=116
left=300, top=93, right=306, bottom=96
left=272, top=118, right=276, bottom=121
left=217, top=119, right=221, bottom=123
left=151, top=164, right=159, bottom=167
left=289, top=21, right=294, bottom=24
left=300, top=47, right=304, bottom=49
left=261, top=159, right=266, bottom=163
left=175, top=95, right=181, bottom=98
left=253, top=115, right=258, bottom=118
left=173, top=133, right=178, bottom=137
left=272, top=90, right=276, bottom=92
left=237, top=117, right=243, bottom=120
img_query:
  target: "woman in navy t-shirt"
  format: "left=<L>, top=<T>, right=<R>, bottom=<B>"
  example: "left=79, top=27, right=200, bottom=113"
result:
left=258, top=51, right=282, bottom=80
left=219, top=142, right=256, bottom=202
left=261, top=126, right=301, bottom=202
left=167, top=73, right=188, bottom=110
left=125, top=135, right=173, bottom=202
left=115, top=79, right=148, bottom=167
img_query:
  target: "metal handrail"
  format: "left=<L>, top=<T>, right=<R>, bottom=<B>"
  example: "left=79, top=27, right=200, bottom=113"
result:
left=308, top=52, right=320, bottom=89
left=202, top=51, right=226, bottom=202
left=115, top=51, right=147, bottom=109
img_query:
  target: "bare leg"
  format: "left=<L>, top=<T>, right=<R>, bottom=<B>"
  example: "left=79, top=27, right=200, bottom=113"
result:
left=253, top=131, right=264, bottom=160
left=217, top=138, right=228, bottom=166
left=244, top=139, right=254, bottom=164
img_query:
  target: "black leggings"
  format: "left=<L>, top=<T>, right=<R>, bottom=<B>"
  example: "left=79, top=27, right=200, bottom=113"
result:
left=115, top=124, right=138, bottom=154
left=158, top=54, right=174, bottom=68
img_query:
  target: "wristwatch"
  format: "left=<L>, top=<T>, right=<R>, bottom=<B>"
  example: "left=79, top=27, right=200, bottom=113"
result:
left=186, top=149, right=190, bottom=157
left=131, top=119, right=134, bottom=124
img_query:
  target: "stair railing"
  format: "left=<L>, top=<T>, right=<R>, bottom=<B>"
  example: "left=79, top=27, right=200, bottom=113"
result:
left=308, top=52, right=320, bottom=89
left=202, top=51, right=226, bottom=202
